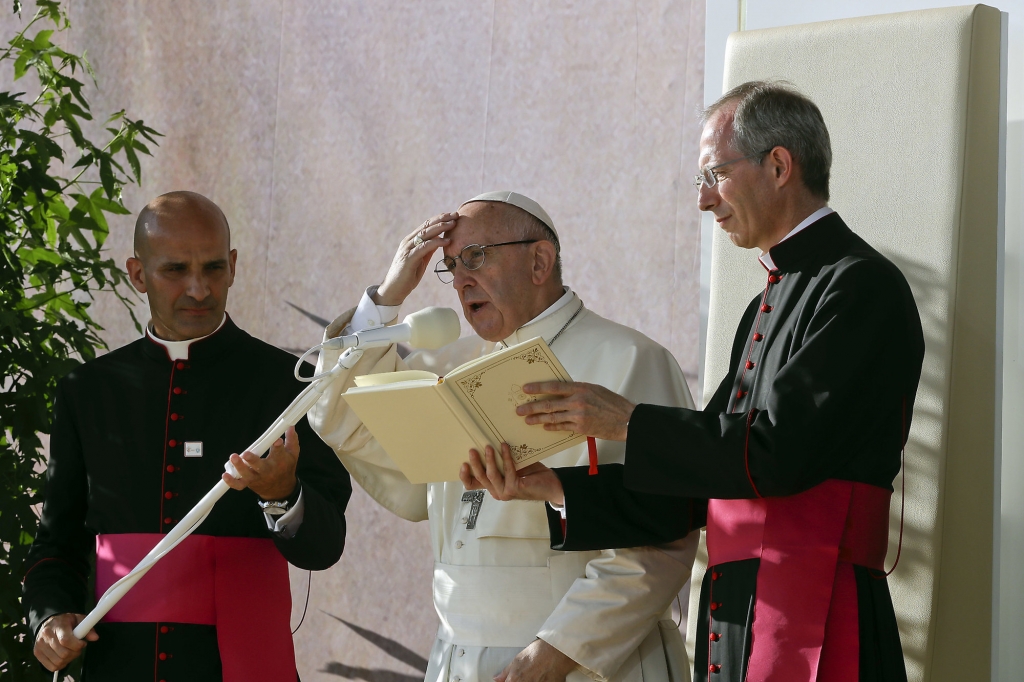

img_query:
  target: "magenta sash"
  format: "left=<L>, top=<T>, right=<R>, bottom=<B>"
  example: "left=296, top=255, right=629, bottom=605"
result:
left=96, top=533, right=296, bottom=682
left=706, top=479, right=890, bottom=682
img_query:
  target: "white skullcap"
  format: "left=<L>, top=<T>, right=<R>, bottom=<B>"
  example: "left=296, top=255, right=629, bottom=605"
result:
left=461, top=191, right=558, bottom=241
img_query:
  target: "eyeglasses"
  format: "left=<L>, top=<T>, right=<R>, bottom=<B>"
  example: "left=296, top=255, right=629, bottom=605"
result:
left=433, top=240, right=538, bottom=283
left=692, top=149, right=773, bottom=190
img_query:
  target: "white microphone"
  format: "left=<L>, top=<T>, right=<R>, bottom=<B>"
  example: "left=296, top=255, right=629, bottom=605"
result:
left=322, top=306, right=461, bottom=351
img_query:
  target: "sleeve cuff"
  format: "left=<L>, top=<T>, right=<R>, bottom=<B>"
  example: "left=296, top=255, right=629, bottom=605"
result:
left=347, top=286, right=400, bottom=333
left=264, top=487, right=305, bottom=539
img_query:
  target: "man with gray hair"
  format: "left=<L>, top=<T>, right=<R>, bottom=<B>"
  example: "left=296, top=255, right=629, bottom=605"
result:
left=310, top=192, right=700, bottom=682
left=461, top=83, right=925, bottom=682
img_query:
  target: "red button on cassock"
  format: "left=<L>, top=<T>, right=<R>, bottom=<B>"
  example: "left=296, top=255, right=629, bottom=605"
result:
left=709, top=664, right=721, bottom=673
left=710, top=632, right=721, bottom=641
left=745, top=361, right=755, bottom=369
left=167, top=465, right=175, bottom=473
left=761, top=304, right=773, bottom=313
left=753, top=333, right=764, bottom=341
left=736, top=390, right=747, bottom=399
left=176, top=362, right=185, bottom=370
left=164, top=491, right=173, bottom=499
left=712, top=571, right=721, bottom=580
left=160, top=626, right=169, bottom=634
left=168, top=439, right=177, bottom=448
left=173, top=387, right=182, bottom=395
left=171, top=413, right=179, bottom=421
left=768, top=275, right=779, bottom=284
left=159, top=652, right=167, bottom=661
left=163, top=517, right=173, bottom=525
left=710, top=601, right=721, bottom=611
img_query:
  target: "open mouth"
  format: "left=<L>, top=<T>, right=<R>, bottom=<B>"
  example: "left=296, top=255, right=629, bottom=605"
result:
left=467, top=302, right=487, bottom=313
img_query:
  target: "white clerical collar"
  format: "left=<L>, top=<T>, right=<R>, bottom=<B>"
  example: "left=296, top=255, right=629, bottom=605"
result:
left=146, top=314, right=227, bottom=361
left=759, top=206, right=834, bottom=271
left=500, top=287, right=578, bottom=348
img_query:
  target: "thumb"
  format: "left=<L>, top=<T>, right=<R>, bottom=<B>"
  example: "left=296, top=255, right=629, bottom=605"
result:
left=494, top=665, right=511, bottom=682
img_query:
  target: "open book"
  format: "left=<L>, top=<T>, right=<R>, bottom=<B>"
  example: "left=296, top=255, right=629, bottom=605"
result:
left=342, top=337, right=585, bottom=484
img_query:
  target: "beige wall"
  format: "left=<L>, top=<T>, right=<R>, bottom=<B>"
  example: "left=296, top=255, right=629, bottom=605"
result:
left=7, top=1, right=708, bottom=679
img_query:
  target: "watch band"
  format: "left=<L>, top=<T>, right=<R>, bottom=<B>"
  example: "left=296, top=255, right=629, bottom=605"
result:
left=258, top=482, right=301, bottom=516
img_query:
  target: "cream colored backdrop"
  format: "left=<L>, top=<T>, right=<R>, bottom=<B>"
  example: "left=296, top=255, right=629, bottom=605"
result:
left=27, top=2, right=706, bottom=679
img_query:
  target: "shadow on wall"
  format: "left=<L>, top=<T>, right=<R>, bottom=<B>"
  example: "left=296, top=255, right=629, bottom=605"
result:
left=320, top=611, right=429, bottom=682
left=885, top=251, right=948, bottom=678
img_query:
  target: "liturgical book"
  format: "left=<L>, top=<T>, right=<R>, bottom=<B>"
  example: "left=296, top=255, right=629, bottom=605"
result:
left=342, top=337, right=585, bottom=483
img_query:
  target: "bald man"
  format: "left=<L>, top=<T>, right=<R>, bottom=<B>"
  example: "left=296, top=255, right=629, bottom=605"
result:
left=22, top=191, right=352, bottom=681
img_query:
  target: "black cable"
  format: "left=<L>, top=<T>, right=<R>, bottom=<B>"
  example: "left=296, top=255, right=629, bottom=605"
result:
left=292, top=570, right=312, bottom=634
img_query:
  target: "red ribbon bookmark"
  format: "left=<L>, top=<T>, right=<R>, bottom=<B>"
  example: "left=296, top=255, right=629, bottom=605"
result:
left=587, top=436, right=598, bottom=475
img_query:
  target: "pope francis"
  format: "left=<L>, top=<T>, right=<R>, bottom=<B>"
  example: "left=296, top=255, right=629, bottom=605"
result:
left=309, top=192, right=699, bottom=682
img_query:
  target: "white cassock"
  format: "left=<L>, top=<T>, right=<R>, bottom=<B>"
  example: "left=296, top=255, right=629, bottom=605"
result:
left=309, top=287, right=699, bottom=682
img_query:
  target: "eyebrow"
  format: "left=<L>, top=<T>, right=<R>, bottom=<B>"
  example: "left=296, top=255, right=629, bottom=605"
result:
left=159, top=258, right=229, bottom=268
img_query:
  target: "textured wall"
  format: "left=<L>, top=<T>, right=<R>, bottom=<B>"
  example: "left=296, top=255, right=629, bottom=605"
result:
left=28, top=1, right=706, bottom=679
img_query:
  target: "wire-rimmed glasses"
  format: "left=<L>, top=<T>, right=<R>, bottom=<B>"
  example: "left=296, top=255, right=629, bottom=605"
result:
left=692, top=149, right=774, bottom=190
left=433, top=240, right=538, bottom=283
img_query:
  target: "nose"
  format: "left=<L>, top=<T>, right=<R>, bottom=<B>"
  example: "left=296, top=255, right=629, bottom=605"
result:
left=451, top=262, right=476, bottom=290
left=697, top=180, right=719, bottom=213
left=185, top=271, right=212, bottom=301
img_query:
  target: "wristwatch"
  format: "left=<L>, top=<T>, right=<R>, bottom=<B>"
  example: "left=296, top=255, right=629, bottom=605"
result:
left=258, top=482, right=301, bottom=516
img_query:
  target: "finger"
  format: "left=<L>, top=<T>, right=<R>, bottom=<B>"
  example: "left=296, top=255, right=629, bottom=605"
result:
left=240, top=450, right=267, bottom=471
left=466, top=449, right=495, bottom=496
left=516, top=397, right=571, bottom=417
left=35, top=640, right=63, bottom=670
left=494, top=662, right=512, bottom=682
left=283, top=426, right=300, bottom=458
left=542, top=421, right=579, bottom=432
left=482, top=446, right=505, bottom=491
left=458, top=462, right=480, bottom=490
left=408, top=235, right=450, bottom=256
left=407, top=214, right=457, bottom=243
left=229, top=453, right=260, bottom=482
left=522, top=381, right=578, bottom=396
left=500, top=444, right=518, bottom=499
left=522, top=406, right=574, bottom=424
left=222, top=472, right=247, bottom=489
left=56, top=627, right=87, bottom=653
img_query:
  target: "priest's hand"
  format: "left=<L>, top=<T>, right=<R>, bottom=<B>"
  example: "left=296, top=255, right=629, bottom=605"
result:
left=494, top=638, right=577, bottom=682
left=518, top=381, right=636, bottom=442
left=34, top=613, right=98, bottom=672
left=460, top=443, right=565, bottom=506
left=224, top=425, right=300, bottom=501
left=374, top=212, right=456, bottom=306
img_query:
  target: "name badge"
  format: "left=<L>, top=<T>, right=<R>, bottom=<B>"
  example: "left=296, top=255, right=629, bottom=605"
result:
left=184, top=441, right=203, bottom=458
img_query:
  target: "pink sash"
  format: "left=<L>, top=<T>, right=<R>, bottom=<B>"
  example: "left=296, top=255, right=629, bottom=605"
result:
left=96, top=533, right=296, bottom=682
left=706, top=479, right=890, bottom=682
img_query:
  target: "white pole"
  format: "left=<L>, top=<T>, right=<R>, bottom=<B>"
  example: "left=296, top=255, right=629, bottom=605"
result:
left=71, top=349, right=362, bottom=640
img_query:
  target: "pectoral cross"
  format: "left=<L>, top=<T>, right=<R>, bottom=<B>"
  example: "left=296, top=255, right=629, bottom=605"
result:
left=461, top=490, right=485, bottom=529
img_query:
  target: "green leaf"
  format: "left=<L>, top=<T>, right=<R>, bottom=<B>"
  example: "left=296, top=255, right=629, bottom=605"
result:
left=12, top=51, right=29, bottom=81
left=98, top=155, right=114, bottom=197
left=32, top=29, right=54, bottom=50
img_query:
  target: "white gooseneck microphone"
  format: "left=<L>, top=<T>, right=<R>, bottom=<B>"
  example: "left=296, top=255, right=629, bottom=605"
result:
left=322, top=306, right=461, bottom=351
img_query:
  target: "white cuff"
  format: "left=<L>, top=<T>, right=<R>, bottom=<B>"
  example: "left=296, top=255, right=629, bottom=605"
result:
left=346, top=286, right=400, bottom=333
left=547, top=500, right=567, bottom=519
left=263, top=488, right=306, bottom=539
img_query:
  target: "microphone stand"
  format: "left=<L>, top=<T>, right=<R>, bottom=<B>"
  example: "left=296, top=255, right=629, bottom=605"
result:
left=69, top=347, right=366, bottom=646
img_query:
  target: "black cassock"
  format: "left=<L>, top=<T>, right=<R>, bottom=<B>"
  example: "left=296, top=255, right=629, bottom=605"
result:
left=23, top=317, right=352, bottom=681
left=545, top=213, right=924, bottom=682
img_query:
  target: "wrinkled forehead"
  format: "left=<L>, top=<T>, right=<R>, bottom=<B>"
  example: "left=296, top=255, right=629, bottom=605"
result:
left=444, top=202, right=507, bottom=252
